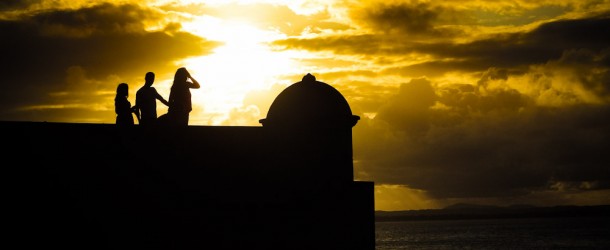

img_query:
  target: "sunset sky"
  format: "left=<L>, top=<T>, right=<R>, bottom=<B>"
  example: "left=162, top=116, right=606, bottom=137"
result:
left=1, top=0, right=609, bottom=211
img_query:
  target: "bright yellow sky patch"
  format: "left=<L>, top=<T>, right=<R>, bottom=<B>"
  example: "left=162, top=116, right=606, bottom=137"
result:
left=179, top=17, right=302, bottom=124
left=375, top=185, right=442, bottom=210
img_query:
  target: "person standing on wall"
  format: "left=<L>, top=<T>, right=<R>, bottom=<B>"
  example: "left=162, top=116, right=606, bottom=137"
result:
left=134, top=72, right=169, bottom=126
left=166, top=67, right=200, bottom=126
left=114, top=82, right=138, bottom=126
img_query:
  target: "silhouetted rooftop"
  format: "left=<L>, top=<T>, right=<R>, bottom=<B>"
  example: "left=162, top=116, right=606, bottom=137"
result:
left=260, top=73, right=360, bottom=128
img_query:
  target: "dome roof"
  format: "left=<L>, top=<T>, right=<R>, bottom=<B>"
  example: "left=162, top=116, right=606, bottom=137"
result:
left=260, top=73, right=359, bottom=128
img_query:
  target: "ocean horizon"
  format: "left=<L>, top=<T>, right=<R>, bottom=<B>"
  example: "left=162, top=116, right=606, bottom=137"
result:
left=375, top=216, right=610, bottom=249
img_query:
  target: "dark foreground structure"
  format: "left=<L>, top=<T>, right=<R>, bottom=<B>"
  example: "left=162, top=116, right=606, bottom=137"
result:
left=5, top=74, right=375, bottom=249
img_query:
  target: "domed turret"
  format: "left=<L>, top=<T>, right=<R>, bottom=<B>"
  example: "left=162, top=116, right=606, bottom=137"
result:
left=260, top=73, right=359, bottom=128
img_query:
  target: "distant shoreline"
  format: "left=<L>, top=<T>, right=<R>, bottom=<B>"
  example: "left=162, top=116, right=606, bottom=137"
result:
left=375, top=204, right=610, bottom=222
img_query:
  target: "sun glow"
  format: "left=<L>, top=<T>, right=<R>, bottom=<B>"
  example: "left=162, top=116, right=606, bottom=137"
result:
left=179, top=16, right=301, bottom=125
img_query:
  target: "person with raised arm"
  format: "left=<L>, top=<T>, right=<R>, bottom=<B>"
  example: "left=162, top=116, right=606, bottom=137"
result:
left=165, top=67, right=200, bottom=127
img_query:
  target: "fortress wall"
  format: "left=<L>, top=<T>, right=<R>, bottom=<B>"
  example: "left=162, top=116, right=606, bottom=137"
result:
left=4, top=121, right=374, bottom=249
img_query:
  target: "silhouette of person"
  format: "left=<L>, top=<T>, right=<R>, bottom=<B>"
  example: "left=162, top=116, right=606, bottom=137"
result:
left=134, top=72, right=169, bottom=126
left=115, top=83, right=138, bottom=126
left=166, top=67, right=200, bottom=126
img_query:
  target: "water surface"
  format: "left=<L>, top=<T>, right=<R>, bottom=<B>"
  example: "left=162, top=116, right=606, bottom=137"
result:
left=375, top=217, right=610, bottom=249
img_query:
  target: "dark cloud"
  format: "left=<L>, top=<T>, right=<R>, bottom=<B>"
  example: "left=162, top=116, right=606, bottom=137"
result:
left=547, top=49, right=610, bottom=97
left=158, top=2, right=610, bottom=204
left=464, top=4, right=570, bottom=27
left=350, top=2, right=461, bottom=38
left=525, top=13, right=610, bottom=51
left=354, top=2, right=438, bottom=34
left=353, top=75, right=610, bottom=199
left=274, top=14, right=610, bottom=77
left=273, top=34, right=400, bottom=55
left=430, top=13, right=610, bottom=67
left=0, top=0, right=39, bottom=11
left=375, top=78, right=437, bottom=135
left=26, top=2, right=163, bottom=36
left=381, top=59, right=497, bottom=78
left=0, top=3, right=220, bottom=122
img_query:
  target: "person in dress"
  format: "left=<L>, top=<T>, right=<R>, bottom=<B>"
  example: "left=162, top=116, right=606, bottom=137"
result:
left=114, top=83, right=138, bottom=126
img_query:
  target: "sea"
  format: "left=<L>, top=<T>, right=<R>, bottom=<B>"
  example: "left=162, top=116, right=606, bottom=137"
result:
left=375, top=216, right=610, bottom=249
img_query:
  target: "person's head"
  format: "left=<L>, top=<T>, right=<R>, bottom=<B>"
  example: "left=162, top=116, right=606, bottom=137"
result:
left=116, top=83, right=129, bottom=97
left=145, top=72, right=155, bottom=86
left=173, top=67, right=188, bottom=85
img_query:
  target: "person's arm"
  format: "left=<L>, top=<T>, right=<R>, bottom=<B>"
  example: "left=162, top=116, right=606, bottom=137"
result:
left=133, top=91, right=141, bottom=114
left=132, top=105, right=140, bottom=123
left=153, top=88, right=170, bottom=106
left=186, top=71, right=201, bottom=89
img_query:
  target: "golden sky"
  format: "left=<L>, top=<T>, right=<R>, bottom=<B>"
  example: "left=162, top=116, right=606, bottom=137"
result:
left=1, top=0, right=610, bottom=210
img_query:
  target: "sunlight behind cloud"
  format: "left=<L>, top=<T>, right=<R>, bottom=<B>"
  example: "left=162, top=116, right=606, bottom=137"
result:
left=375, top=185, right=442, bottom=211
left=172, top=0, right=329, bottom=14
left=181, top=17, right=301, bottom=125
